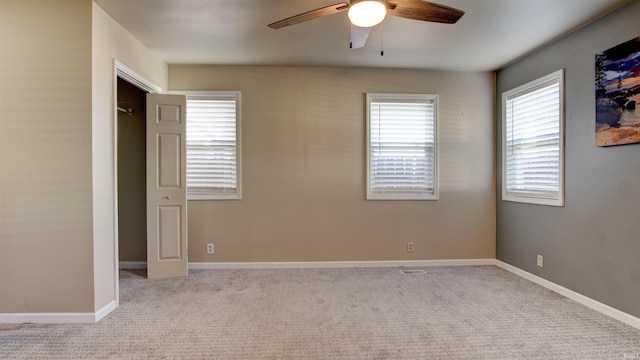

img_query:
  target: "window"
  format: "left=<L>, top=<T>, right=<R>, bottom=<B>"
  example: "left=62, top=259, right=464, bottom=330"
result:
left=502, top=70, right=564, bottom=206
left=182, top=91, right=241, bottom=200
left=366, top=93, right=438, bottom=200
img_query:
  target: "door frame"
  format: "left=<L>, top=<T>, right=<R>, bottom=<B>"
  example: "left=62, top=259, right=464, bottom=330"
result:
left=112, top=60, right=161, bottom=306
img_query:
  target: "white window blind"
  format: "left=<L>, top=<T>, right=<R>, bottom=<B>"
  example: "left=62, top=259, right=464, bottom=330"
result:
left=502, top=70, right=564, bottom=206
left=366, top=93, right=438, bottom=200
left=184, top=92, right=241, bottom=200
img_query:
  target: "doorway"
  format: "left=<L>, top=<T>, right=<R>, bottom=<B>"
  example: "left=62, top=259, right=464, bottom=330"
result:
left=112, top=61, right=161, bottom=305
left=116, top=77, right=147, bottom=269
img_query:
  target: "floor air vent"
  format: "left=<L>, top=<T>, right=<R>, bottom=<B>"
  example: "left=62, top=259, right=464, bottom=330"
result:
left=399, top=269, right=426, bottom=274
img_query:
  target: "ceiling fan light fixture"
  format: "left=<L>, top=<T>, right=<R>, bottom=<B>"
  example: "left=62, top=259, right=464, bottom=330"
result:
left=348, top=0, right=387, bottom=28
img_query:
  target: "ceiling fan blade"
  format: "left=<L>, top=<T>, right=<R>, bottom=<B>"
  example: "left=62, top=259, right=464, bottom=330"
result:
left=350, top=25, right=371, bottom=49
left=268, top=2, right=349, bottom=29
left=387, top=0, right=464, bottom=24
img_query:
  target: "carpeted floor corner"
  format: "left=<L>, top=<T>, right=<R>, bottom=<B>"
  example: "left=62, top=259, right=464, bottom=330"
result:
left=1, top=266, right=639, bottom=359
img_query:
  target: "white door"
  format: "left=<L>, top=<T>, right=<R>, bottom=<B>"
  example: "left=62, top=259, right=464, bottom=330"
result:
left=146, top=94, right=188, bottom=279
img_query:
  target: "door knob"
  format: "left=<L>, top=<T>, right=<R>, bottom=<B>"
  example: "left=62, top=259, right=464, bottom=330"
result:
left=163, top=195, right=172, bottom=200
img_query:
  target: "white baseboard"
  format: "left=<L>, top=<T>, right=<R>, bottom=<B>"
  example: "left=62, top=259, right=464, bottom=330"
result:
left=188, top=259, right=496, bottom=270
left=119, top=261, right=147, bottom=269
left=0, top=300, right=117, bottom=324
left=95, top=300, right=117, bottom=322
left=0, top=313, right=96, bottom=324
left=494, top=260, right=640, bottom=330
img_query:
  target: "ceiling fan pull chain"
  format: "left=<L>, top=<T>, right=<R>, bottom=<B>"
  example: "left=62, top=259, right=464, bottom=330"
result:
left=380, top=23, right=384, bottom=56
left=350, top=24, right=353, bottom=49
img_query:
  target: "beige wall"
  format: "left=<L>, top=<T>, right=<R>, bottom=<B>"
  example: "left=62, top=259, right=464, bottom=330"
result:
left=0, top=0, right=167, bottom=315
left=92, top=3, right=167, bottom=310
left=0, top=0, right=94, bottom=312
left=170, top=66, right=495, bottom=262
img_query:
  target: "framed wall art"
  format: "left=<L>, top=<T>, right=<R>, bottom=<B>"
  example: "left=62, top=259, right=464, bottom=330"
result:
left=595, top=36, right=640, bottom=147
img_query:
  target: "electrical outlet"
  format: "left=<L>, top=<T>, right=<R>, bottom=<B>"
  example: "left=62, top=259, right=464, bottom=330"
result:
left=407, top=242, right=414, bottom=253
left=537, top=254, right=543, bottom=267
left=207, top=243, right=214, bottom=255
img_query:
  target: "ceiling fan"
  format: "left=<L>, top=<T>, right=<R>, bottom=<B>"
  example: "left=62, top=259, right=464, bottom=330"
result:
left=267, top=0, right=465, bottom=50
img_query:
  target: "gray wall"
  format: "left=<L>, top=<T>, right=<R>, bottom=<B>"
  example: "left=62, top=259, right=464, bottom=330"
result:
left=496, top=1, right=640, bottom=317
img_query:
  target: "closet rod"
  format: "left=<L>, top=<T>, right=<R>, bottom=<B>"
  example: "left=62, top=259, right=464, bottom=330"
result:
left=117, top=106, right=133, bottom=115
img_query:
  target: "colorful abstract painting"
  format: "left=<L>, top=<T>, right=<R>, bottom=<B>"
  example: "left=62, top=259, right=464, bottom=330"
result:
left=595, top=36, right=640, bottom=147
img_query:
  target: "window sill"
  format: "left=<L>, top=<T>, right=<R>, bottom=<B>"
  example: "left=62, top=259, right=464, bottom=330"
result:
left=502, top=194, right=563, bottom=207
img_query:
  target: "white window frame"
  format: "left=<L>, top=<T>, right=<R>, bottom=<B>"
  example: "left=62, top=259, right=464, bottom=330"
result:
left=502, top=69, right=564, bottom=206
left=171, top=90, right=242, bottom=200
left=366, top=93, right=439, bottom=200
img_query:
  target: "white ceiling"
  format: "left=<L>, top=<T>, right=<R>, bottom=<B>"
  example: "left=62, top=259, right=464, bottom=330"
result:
left=94, top=0, right=630, bottom=72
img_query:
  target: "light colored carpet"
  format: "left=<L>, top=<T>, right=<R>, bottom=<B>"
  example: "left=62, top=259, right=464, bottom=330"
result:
left=1, top=266, right=639, bottom=359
